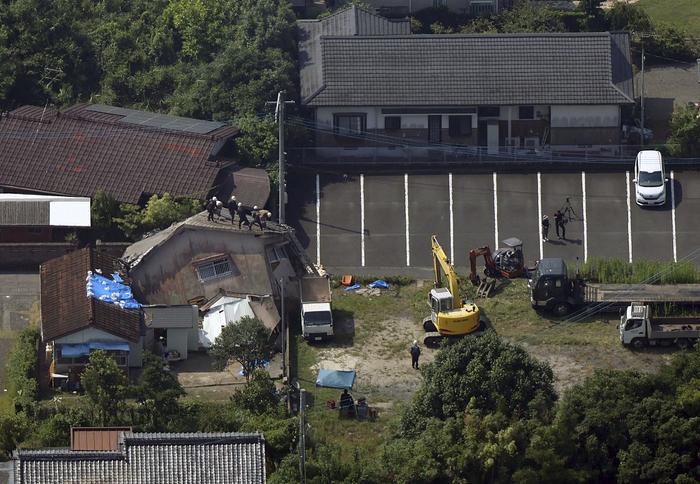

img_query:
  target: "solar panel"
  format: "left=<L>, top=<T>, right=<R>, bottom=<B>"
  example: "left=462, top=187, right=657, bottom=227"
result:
left=87, top=104, right=227, bottom=134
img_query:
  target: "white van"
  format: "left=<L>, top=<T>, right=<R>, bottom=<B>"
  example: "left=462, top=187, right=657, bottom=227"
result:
left=633, top=150, right=668, bottom=206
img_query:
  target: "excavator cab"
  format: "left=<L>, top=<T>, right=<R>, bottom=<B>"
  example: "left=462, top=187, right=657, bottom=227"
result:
left=492, top=237, right=524, bottom=277
left=430, top=287, right=454, bottom=314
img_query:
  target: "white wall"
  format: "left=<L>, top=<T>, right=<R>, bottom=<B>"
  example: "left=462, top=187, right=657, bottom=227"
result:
left=551, top=105, right=620, bottom=128
left=498, top=105, right=549, bottom=121
left=166, top=328, right=189, bottom=360
left=316, top=107, right=480, bottom=130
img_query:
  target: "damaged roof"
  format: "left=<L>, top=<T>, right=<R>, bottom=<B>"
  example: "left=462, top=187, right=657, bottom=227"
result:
left=0, top=103, right=240, bottom=204
left=40, top=248, right=141, bottom=342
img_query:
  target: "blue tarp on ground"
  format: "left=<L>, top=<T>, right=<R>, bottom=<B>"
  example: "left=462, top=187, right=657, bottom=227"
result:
left=316, top=369, right=356, bottom=389
left=60, top=341, right=131, bottom=358
left=86, top=272, right=141, bottom=309
left=368, top=280, right=389, bottom=289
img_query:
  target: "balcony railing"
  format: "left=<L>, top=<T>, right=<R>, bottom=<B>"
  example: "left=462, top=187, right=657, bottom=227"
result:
left=289, top=145, right=699, bottom=166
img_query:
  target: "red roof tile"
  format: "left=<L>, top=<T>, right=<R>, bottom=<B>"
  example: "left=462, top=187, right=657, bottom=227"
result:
left=40, top=248, right=141, bottom=342
left=0, top=104, right=240, bottom=204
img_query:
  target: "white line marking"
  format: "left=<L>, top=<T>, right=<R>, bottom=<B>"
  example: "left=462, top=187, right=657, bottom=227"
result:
left=360, top=173, right=365, bottom=267
left=405, top=173, right=410, bottom=266
left=449, top=172, right=454, bottom=263
left=582, top=171, right=588, bottom=262
left=316, top=173, right=321, bottom=266
left=671, top=170, right=677, bottom=263
left=493, top=172, right=498, bottom=249
left=626, top=171, right=633, bottom=263
left=537, top=172, right=543, bottom=259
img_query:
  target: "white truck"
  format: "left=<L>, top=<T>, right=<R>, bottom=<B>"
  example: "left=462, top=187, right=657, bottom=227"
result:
left=300, top=275, right=333, bottom=341
left=620, top=304, right=700, bottom=349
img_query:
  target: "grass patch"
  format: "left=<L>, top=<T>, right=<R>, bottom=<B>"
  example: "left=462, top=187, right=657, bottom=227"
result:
left=637, top=0, right=700, bottom=36
left=581, top=258, right=700, bottom=284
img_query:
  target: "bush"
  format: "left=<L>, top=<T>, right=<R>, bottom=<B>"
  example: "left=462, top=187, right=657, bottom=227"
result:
left=667, top=104, right=700, bottom=157
left=230, top=369, right=280, bottom=415
left=581, top=258, right=700, bottom=284
left=6, top=327, right=40, bottom=410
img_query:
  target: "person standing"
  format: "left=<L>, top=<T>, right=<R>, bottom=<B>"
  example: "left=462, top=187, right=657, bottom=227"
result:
left=541, top=215, right=550, bottom=242
left=554, top=210, right=566, bottom=240
left=227, top=200, right=237, bottom=225
left=206, top=197, right=216, bottom=221
left=410, top=340, right=421, bottom=369
left=236, top=202, right=250, bottom=229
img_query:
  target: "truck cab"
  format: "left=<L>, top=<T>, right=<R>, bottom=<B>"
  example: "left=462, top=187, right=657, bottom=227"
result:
left=529, top=258, right=583, bottom=316
left=619, top=304, right=648, bottom=347
left=300, top=276, right=333, bottom=342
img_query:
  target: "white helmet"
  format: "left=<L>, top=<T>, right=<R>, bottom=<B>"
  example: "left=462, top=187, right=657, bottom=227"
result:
left=212, top=196, right=218, bottom=202
left=253, top=205, right=259, bottom=210
left=237, top=202, right=243, bottom=207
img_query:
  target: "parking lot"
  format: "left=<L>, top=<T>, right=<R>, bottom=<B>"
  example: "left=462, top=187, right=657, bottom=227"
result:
left=288, top=169, right=700, bottom=275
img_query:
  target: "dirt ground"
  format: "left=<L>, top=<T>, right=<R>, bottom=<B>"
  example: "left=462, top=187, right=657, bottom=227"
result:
left=308, top=301, right=675, bottom=402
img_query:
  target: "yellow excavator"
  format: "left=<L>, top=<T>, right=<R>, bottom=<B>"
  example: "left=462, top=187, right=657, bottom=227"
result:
left=422, top=235, right=486, bottom=347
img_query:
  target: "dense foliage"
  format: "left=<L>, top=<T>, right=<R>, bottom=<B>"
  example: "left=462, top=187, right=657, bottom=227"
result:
left=0, top=0, right=297, bottom=167
left=668, top=104, right=700, bottom=157
left=6, top=327, right=40, bottom=410
left=210, top=316, right=273, bottom=381
left=80, top=349, right=128, bottom=426
left=582, top=257, right=700, bottom=284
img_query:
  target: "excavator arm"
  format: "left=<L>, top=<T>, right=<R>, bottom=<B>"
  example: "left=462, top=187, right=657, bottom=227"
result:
left=468, top=246, right=496, bottom=284
left=431, top=235, right=461, bottom=309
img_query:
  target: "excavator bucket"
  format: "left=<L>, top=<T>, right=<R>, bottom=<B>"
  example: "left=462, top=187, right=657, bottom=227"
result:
left=476, top=277, right=497, bottom=298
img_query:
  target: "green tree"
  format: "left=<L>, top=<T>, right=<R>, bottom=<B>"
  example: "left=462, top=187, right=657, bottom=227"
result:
left=91, top=189, right=120, bottom=232
left=0, top=412, right=30, bottom=460
left=500, top=2, right=566, bottom=33
left=140, top=193, right=202, bottom=231
left=80, top=349, right=127, bottom=426
left=209, top=316, right=272, bottom=382
left=132, top=352, right=185, bottom=430
left=399, top=332, right=556, bottom=435
left=667, top=105, right=700, bottom=156
left=6, top=327, right=40, bottom=410
left=230, top=368, right=280, bottom=415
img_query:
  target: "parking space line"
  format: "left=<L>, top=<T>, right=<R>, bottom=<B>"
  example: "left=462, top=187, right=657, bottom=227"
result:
left=537, top=172, right=543, bottom=259
left=316, top=173, right=321, bottom=266
left=582, top=171, right=588, bottom=262
left=449, top=173, right=454, bottom=262
left=671, top=170, right=677, bottom=262
left=493, top=172, right=499, bottom=248
left=360, top=174, right=365, bottom=267
left=626, top=171, right=632, bottom=263
left=405, top=173, right=410, bottom=266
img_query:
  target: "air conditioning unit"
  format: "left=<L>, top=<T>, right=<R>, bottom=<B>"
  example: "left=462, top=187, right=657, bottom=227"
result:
left=524, top=137, right=539, bottom=148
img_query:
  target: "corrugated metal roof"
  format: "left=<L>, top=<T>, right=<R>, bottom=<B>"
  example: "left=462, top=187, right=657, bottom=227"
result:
left=71, top=427, right=132, bottom=451
left=0, top=200, right=49, bottom=225
left=143, top=305, right=198, bottom=328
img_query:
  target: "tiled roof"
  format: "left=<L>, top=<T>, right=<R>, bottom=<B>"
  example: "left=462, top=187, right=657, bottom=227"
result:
left=303, top=32, right=635, bottom=106
left=298, top=5, right=411, bottom=102
left=40, top=248, right=141, bottom=342
left=14, top=432, right=266, bottom=484
left=0, top=103, right=240, bottom=204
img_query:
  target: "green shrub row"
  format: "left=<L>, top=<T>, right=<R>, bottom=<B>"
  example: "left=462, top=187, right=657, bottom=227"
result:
left=6, top=327, right=41, bottom=409
left=581, top=258, right=700, bottom=284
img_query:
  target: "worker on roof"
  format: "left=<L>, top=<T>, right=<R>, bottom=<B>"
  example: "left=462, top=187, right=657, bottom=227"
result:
left=236, top=202, right=251, bottom=230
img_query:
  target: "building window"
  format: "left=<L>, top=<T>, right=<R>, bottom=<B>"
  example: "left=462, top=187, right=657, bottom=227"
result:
left=384, top=116, right=401, bottom=131
left=448, top=116, right=472, bottom=137
left=196, top=257, right=232, bottom=282
left=267, top=246, right=287, bottom=265
left=333, top=114, right=366, bottom=136
left=519, top=106, right=535, bottom=120
left=478, top=106, right=500, bottom=118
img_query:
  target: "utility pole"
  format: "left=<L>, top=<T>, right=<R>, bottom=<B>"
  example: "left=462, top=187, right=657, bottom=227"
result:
left=640, top=40, right=646, bottom=147
left=280, top=278, right=286, bottom=381
left=267, top=91, right=295, bottom=225
left=299, top=388, right=307, bottom=483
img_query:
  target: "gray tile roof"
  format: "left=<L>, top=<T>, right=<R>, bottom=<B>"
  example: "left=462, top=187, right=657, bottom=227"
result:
left=14, top=432, right=266, bottom=484
left=298, top=5, right=411, bottom=102
left=303, top=32, right=634, bottom=106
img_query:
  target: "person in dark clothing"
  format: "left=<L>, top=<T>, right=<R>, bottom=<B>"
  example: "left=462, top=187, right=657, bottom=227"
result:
left=236, top=202, right=251, bottom=229
left=206, top=197, right=217, bottom=222
left=410, top=340, right=421, bottom=369
left=227, top=203, right=237, bottom=225
left=339, top=389, right=354, bottom=416
left=541, top=215, right=550, bottom=242
left=554, top=210, right=566, bottom=240
left=251, top=206, right=262, bottom=230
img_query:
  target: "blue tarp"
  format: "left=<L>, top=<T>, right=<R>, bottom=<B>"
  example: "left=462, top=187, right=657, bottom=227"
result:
left=238, top=359, right=270, bottom=377
left=316, top=369, right=356, bottom=389
left=86, top=272, right=141, bottom=309
left=60, top=341, right=131, bottom=358
left=344, top=283, right=361, bottom=291
left=368, top=280, right=389, bottom=289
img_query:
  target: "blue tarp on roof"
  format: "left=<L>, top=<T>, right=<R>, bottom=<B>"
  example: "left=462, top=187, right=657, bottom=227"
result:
left=316, top=369, right=356, bottom=389
left=86, top=272, right=141, bottom=309
left=60, top=341, right=131, bottom=358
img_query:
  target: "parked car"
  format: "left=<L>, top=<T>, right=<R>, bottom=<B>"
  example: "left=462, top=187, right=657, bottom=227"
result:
left=633, top=150, right=668, bottom=206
